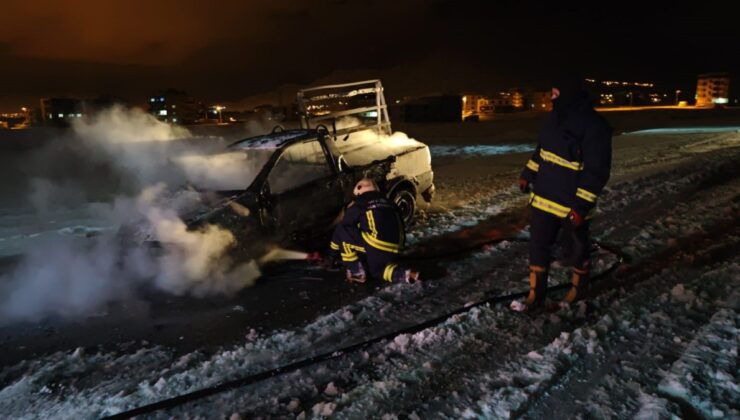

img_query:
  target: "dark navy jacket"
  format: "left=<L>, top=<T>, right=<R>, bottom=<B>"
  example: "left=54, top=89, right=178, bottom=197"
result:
left=521, top=99, right=612, bottom=218
left=341, top=191, right=405, bottom=253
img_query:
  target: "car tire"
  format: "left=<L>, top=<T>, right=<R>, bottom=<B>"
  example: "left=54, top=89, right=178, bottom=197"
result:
left=392, top=188, right=416, bottom=226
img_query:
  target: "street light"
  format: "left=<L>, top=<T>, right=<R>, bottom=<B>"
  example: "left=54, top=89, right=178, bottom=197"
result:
left=214, top=106, right=225, bottom=124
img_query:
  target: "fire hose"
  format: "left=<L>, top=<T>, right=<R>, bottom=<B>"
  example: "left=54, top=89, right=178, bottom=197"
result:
left=103, top=239, right=627, bottom=419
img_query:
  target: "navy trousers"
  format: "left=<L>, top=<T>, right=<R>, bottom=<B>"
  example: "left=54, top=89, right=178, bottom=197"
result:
left=529, top=208, right=590, bottom=270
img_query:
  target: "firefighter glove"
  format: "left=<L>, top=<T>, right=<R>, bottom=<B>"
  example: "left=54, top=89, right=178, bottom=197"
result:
left=567, top=209, right=584, bottom=227
left=518, top=178, right=530, bottom=194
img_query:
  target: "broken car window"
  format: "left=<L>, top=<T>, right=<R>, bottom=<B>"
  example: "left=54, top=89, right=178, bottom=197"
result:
left=268, top=140, right=331, bottom=194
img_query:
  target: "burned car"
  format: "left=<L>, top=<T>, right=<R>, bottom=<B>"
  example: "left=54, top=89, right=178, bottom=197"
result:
left=123, top=80, right=435, bottom=252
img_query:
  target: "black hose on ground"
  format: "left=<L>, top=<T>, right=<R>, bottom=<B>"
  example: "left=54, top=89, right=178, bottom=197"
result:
left=103, top=239, right=626, bottom=419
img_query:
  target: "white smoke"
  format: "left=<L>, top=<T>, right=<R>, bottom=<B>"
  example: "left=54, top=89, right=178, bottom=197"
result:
left=0, top=106, right=270, bottom=324
left=72, top=105, right=192, bottom=186
left=333, top=119, right=427, bottom=168
left=27, top=177, right=88, bottom=215
left=0, top=237, right=130, bottom=320
left=174, top=151, right=269, bottom=191
left=136, top=184, right=260, bottom=296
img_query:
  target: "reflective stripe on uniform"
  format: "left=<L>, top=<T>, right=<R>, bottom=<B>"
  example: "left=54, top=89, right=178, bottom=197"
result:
left=361, top=231, right=401, bottom=253
left=341, top=243, right=360, bottom=262
left=383, top=263, right=398, bottom=282
left=366, top=210, right=378, bottom=237
left=540, top=149, right=583, bottom=171
left=346, top=243, right=365, bottom=253
left=576, top=188, right=597, bottom=203
left=529, top=193, right=570, bottom=218
left=526, top=159, right=539, bottom=172
left=330, top=241, right=340, bottom=250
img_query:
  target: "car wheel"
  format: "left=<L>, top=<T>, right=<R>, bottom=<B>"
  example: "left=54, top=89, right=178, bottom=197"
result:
left=392, top=188, right=416, bottom=226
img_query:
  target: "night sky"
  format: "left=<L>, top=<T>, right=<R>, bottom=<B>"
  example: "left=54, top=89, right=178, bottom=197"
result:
left=1, top=0, right=737, bottom=111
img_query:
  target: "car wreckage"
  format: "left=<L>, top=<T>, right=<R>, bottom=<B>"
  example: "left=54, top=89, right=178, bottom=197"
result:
left=121, top=80, right=435, bottom=253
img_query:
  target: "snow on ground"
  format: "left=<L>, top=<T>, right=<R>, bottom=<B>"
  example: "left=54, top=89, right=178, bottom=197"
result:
left=625, top=126, right=740, bottom=135
left=0, top=205, right=116, bottom=257
left=429, top=144, right=534, bottom=158
left=657, top=306, right=739, bottom=419
left=0, top=133, right=738, bottom=418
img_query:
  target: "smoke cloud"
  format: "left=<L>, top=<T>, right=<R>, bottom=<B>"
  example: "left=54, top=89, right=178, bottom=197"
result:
left=0, top=106, right=270, bottom=324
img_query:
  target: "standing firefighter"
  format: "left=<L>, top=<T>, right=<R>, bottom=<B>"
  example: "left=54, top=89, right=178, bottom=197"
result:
left=518, top=74, right=612, bottom=308
left=330, top=179, right=421, bottom=284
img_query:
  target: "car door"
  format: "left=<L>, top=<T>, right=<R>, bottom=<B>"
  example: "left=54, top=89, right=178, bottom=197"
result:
left=266, top=139, right=345, bottom=237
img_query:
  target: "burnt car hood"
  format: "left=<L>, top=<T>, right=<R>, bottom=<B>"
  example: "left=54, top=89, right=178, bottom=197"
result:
left=118, top=189, right=259, bottom=245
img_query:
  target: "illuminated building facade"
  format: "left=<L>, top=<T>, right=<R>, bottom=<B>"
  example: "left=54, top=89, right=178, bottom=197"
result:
left=461, top=94, right=491, bottom=119
left=695, top=73, right=730, bottom=107
left=148, top=89, right=201, bottom=124
left=40, top=98, right=86, bottom=126
left=507, top=88, right=525, bottom=109
left=584, top=78, right=673, bottom=107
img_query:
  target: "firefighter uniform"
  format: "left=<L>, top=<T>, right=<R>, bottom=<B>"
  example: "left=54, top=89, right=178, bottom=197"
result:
left=330, top=190, right=410, bottom=283
left=520, top=89, right=612, bottom=305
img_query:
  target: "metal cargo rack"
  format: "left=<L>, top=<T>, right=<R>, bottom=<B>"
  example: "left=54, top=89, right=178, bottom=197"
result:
left=296, top=79, right=392, bottom=138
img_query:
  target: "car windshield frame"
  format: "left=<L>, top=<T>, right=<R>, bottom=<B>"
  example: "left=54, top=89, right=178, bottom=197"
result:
left=266, top=138, right=334, bottom=195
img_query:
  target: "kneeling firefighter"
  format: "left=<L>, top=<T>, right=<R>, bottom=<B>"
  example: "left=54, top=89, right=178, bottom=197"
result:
left=329, top=178, right=420, bottom=284
left=518, top=73, right=612, bottom=308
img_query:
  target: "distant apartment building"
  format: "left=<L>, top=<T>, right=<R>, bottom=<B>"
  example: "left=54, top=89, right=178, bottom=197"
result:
left=40, top=98, right=86, bottom=125
left=0, top=108, right=33, bottom=129
left=461, top=94, right=491, bottom=120
left=489, top=91, right=520, bottom=112
left=695, top=73, right=730, bottom=107
left=507, top=88, right=525, bottom=109
left=148, top=89, right=201, bottom=124
left=459, top=90, right=529, bottom=119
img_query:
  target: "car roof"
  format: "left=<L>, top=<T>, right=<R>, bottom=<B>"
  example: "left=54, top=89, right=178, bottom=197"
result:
left=228, top=129, right=317, bottom=150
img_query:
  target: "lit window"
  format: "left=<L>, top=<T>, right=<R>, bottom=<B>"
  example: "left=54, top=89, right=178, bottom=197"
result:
left=76, top=113, right=82, bottom=117
left=159, top=110, right=168, bottom=116
left=150, top=98, right=155, bottom=102
left=171, top=104, right=176, bottom=109
left=160, top=97, right=165, bottom=102
left=58, top=113, right=64, bottom=118
left=48, top=113, right=52, bottom=119
left=172, top=118, right=178, bottom=123
left=68, top=114, right=74, bottom=118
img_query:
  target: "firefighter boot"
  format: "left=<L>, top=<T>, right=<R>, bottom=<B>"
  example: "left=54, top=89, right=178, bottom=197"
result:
left=525, top=265, right=548, bottom=308
left=399, top=269, right=421, bottom=284
left=563, top=267, right=589, bottom=303
left=345, top=263, right=367, bottom=283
